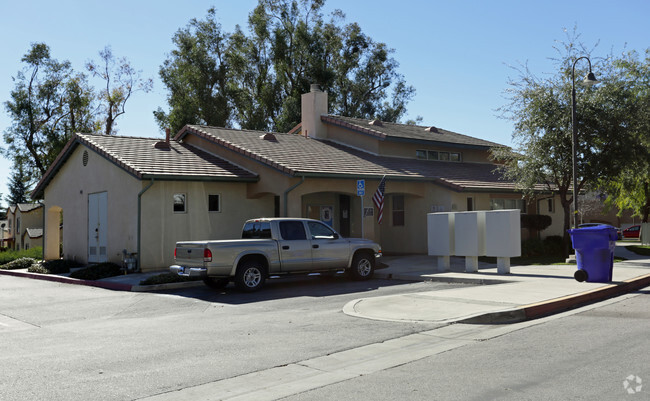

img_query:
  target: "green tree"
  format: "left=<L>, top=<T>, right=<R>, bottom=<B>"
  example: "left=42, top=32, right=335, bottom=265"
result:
left=155, top=9, right=232, bottom=133
left=157, top=0, right=415, bottom=133
left=600, top=49, right=650, bottom=221
left=6, top=163, right=29, bottom=204
left=492, top=31, right=639, bottom=255
left=87, top=46, right=153, bottom=135
left=3, top=43, right=96, bottom=178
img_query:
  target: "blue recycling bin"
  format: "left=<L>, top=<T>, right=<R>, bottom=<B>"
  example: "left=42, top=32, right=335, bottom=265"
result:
left=568, top=225, right=618, bottom=283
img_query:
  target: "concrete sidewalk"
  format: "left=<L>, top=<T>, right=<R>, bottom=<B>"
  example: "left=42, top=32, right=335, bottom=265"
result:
left=354, top=245, right=650, bottom=324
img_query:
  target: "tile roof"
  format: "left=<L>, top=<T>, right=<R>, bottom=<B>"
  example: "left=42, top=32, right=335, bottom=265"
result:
left=32, top=133, right=258, bottom=198
left=322, top=115, right=505, bottom=148
left=26, top=228, right=43, bottom=238
left=16, top=203, right=43, bottom=213
left=179, top=125, right=533, bottom=192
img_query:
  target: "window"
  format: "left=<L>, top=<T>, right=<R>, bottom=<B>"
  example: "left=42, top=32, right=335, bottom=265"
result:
left=307, top=221, right=338, bottom=239
left=392, top=195, right=405, bottom=226
left=279, top=221, right=307, bottom=240
left=208, top=194, right=220, bottom=212
left=16, top=217, right=20, bottom=235
left=173, top=194, right=186, bottom=213
left=416, top=150, right=461, bottom=162
left=242, top=221, right=272, bottom=239
left=547, top=198, right=555, bottom=213
left=490, top=198, right=526, bottom=213
left=466, top=197, right=474, bottom=211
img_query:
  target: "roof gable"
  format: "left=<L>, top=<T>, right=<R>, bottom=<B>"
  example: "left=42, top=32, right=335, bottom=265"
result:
left=32, top=133, right=258, bottom=198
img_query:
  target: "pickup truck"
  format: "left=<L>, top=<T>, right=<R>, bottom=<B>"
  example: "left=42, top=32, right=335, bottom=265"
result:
left=170, top=218, right=383, bottom=292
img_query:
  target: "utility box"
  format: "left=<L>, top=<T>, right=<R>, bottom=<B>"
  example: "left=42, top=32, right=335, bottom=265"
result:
left=484, top=210, right=521, bottom=273
left=454, top=211, right=486, bottom=272
left=427, top=213, right=455, bottom=271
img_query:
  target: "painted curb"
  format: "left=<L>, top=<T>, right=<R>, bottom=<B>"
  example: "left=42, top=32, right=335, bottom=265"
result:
left=0, top=269, right=203, bottom=292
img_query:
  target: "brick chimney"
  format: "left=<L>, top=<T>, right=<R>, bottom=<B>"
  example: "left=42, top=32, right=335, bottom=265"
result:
left=301, top=84, right=328, bottom=139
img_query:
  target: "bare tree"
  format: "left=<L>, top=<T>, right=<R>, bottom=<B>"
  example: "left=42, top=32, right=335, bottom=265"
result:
left=87, top=46, right=153, bottom=135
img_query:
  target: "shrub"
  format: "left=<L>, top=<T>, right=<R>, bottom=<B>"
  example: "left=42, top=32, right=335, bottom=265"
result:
left=69, top=263, right=122, bottom=280
left=521, top=238, right=546, bottom=258
left=28, top=259, right=84, bottom=274
left=0, top=247, right=43, bottom=265
left=0, top=257, right=36, bottom=270
left=139, top=272, right=197, bottom=286
left=542, top=236, right=564, bottom=255
left=521, top=236, right=565, bottom=258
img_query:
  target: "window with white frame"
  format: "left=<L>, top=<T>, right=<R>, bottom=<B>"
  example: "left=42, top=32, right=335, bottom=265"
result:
left=173, top=193, right=186, bottom=213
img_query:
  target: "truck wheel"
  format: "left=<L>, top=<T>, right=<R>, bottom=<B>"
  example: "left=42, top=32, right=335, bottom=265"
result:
left=203, top=277, right=229, bottom=289
left=235, top=262, right=266, bottom=292
left=349, top=252, right=374, bottom=281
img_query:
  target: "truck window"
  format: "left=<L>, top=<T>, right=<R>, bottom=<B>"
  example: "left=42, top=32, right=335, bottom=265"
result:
left=279, top=221, right=307, bottom=240
left=307, top=221, right=337, bottom=239
left=242, top=221, right=272, bottom=239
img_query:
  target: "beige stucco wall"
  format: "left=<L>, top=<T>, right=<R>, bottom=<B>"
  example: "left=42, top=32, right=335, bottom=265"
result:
left=140, top=180, right=275, bottom=271
left=43, top=144, right=141, bottom=264
left=8, top=206, right=43, bottom=251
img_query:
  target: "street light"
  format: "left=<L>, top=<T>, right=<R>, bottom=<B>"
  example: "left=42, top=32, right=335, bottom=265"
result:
left=571, top=56, right=599, bottom=229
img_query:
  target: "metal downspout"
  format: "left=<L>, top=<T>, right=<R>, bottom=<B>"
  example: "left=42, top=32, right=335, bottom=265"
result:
left=137, top=178, right=155, bottom=271
left=283, top=176, right=305, bottom=217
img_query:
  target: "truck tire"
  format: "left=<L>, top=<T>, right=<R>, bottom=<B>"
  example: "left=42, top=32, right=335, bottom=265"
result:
left=349, top=252, right=374, bottom=281
left=235, top=261, right=266, bottom=292
left=203, top=277, right=229, bottom=289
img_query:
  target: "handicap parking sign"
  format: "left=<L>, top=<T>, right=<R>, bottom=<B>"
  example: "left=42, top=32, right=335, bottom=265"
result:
left=357, top=180, right=365, bottom=196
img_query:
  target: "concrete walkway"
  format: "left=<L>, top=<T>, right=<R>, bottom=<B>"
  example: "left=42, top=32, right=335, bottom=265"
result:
left=355, top=243, right=650, bottom=324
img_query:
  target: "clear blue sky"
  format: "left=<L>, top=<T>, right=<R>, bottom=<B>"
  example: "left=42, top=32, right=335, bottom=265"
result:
left=1, top=0, right=648, bottom=207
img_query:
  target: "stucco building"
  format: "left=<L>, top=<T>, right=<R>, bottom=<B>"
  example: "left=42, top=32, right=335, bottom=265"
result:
left=5, top=203, right=43, bottom=251
left=33, top=86, right=562, bottom=271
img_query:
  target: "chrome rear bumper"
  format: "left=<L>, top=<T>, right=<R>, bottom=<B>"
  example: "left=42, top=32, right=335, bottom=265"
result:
left=170, top=265, right=207, bottom=278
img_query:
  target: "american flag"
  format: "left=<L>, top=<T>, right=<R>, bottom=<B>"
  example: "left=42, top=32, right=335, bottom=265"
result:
left=372, top=176, right=387, bottom=224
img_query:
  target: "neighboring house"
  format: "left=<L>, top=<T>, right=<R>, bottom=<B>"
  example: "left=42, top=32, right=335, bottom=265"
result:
left=33, top=86, right=561, bottom=271
left=0, top=219, right=8, bottom=249
left=5, top=203, right=44, bottom=251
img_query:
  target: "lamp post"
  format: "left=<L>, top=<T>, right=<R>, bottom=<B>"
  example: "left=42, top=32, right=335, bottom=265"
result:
left=571, top=56, right=598, bottom=229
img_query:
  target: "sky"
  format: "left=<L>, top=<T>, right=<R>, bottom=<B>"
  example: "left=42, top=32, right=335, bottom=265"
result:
left=0, top=0, right=648, bottom=207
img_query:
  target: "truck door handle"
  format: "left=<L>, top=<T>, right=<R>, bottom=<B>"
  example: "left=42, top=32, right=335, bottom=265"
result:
left=312, top=245, right=319, bottom=249
left=282, top=246, right=290, bottom=250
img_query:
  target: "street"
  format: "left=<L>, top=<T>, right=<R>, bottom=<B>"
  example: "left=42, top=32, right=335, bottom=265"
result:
left=0, top=274, right=648, bottom=400
left=0, top=274, right=452, bottom=401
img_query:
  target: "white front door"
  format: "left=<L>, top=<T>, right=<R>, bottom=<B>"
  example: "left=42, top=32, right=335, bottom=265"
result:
left=88, top=192, right=108, bottom=263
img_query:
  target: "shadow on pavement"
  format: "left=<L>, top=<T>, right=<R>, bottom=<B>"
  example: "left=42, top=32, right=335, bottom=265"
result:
left=157, top=275, right=430, bottom=305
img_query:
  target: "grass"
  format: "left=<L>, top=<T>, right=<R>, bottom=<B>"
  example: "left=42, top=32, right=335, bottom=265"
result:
left=0, top=247, right=42, bottom=265
left=625, top=245, right=650, bottom=256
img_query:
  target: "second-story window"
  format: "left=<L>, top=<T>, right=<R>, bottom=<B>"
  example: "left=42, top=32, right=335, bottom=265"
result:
left=416, top=149, right=461, bottom=162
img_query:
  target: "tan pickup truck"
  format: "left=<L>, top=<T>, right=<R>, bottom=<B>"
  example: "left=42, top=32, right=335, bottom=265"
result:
left=170, top=218, right=382, bottom=292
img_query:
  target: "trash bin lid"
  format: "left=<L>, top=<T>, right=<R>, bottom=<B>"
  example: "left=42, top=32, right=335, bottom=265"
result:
left=568, top=225, right=618, bottom=248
